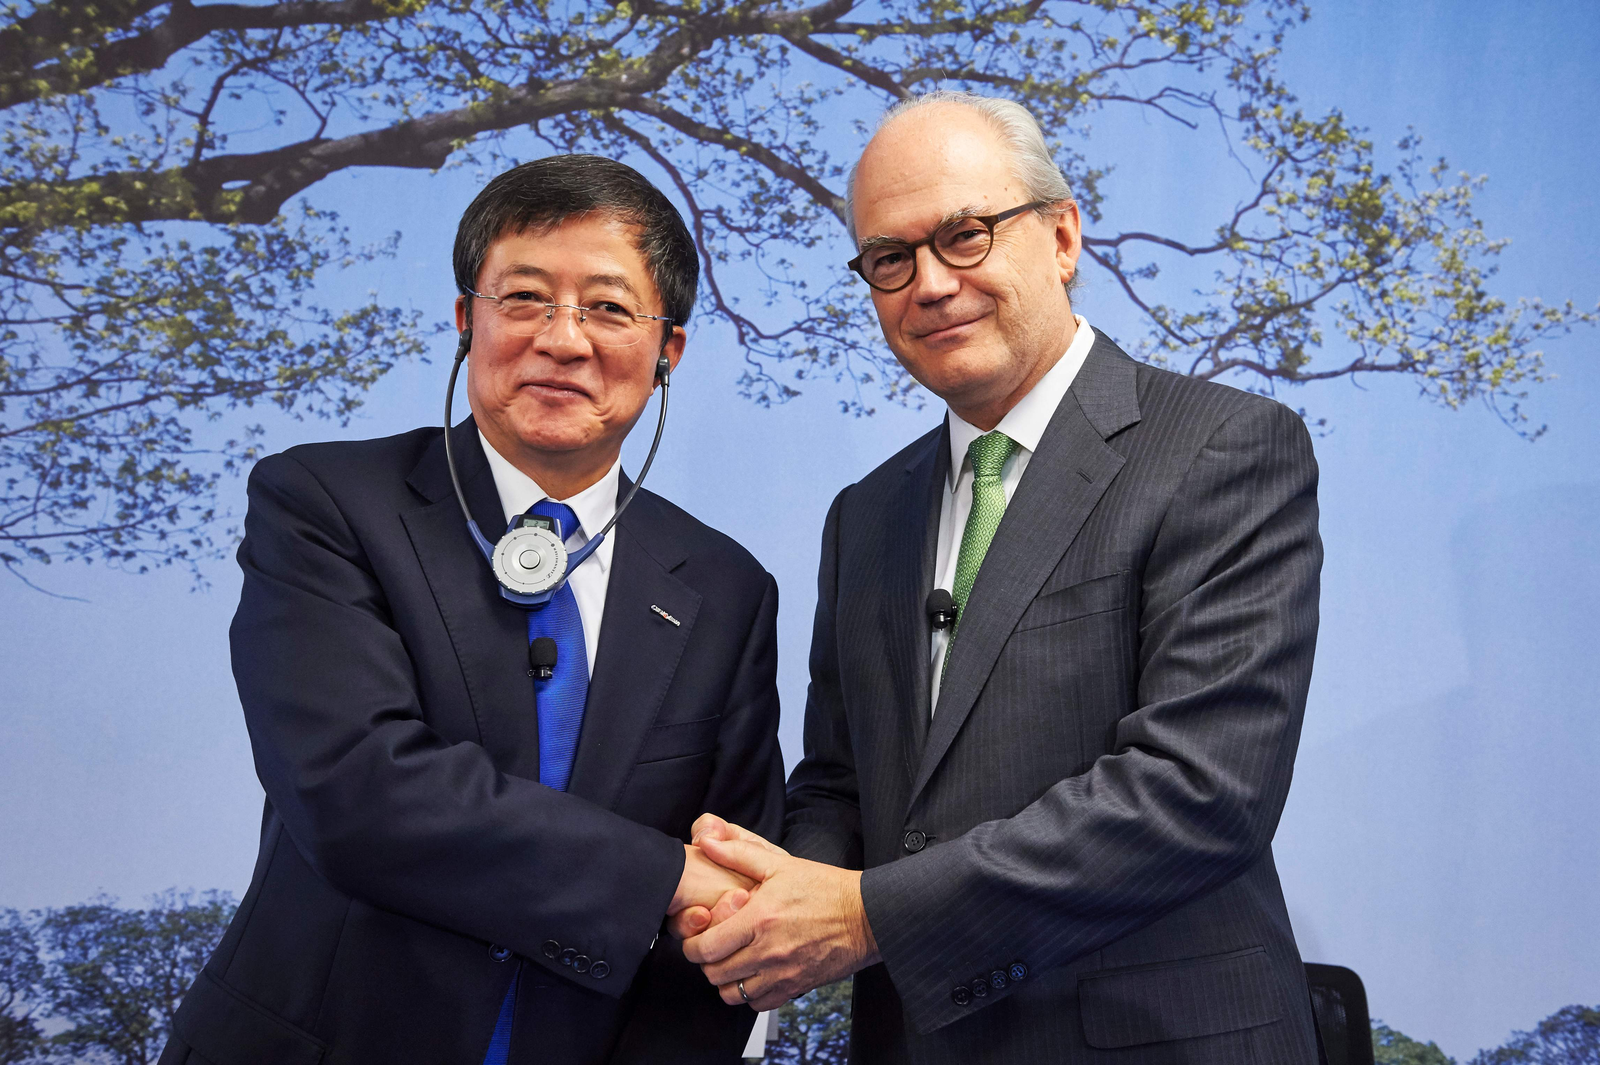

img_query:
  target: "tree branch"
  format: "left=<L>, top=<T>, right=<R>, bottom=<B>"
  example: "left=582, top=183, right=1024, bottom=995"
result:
left=618, top=95, right=848, bottom=224
left=602, top=116, right=780, bottom=349
left=1078, top=241, right=1192, bottom=348
left=822, top=0, right=1044, bottom=41
left=780, top=35, right=910, bottom=100
left=2, top=65, right=674, bottom=224
left=0, top=0, right=864, bottom=226
left=900, top=67, right=1027, bottom=90
left=1, top=0, right=409, bottom=109
left=0, top=0, right=163, bottom=80
left=1081, top=155, right=1286, bottom=258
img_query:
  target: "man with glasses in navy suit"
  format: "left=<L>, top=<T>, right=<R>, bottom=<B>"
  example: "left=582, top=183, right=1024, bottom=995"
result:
left=160, top=155, right=784, bottom=1065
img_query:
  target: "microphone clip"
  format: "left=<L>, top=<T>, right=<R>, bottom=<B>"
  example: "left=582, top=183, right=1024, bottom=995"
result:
left=926, top=589, right=958, bottom=631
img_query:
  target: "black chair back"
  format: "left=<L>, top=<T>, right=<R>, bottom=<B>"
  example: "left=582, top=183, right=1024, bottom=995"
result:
left=1305, top=963, right=1374, bottom=1065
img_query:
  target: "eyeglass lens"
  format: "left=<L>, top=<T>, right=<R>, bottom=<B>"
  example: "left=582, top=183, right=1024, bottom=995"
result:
left=488, top=297, right=650, bottom=348
left=860, top=217, right=994, bottom=290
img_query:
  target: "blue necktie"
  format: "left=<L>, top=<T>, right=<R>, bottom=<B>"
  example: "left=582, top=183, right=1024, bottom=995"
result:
left=482, top=500, right=590, bottom=1065
left=525, top=499, right=590, bottom=794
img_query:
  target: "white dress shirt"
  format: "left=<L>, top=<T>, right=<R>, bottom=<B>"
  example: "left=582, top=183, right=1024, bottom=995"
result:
left=478, top=431, right=619, bottom=677
left=928, top=315, right=1096, bottom=713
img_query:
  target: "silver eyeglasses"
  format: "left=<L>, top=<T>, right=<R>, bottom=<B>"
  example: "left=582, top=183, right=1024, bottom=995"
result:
left=467, top=288, right=675, bottom=349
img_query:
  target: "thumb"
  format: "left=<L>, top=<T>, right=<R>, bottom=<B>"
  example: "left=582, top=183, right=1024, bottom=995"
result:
left=697, top=835, right=783, bottom=883
left=690, top=813, right=732, bottom=845
left=692, top=815, right=789, bottom=856
left=668, top=905, right=711, bottom=939
left=708, top=888, right=748, bottom=927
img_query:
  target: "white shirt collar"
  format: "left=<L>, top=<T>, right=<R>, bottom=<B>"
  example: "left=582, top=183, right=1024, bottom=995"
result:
left=477, top=430, right=620, bottom=573
left=947, top=316, right=1095, bottom=488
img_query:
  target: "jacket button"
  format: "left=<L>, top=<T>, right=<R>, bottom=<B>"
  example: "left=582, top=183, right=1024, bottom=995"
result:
left=969, top=976, right=989, bottom=998
left=590, top=960, right=611, bottom=980
left=1008, top=960, right=1028, bottom=983
left=488, top=944, right=513, bottom=963
left=572, top=954, right=591, bottom=974
left=541, top=940, right=560, bottom=960
left=559, top=947, right=578, bottom=966
left=951, top=984, right=972, bottom=1007
left=990, top=970, right=1008, bottom=991
left=902, top=830, right=927, bottom=854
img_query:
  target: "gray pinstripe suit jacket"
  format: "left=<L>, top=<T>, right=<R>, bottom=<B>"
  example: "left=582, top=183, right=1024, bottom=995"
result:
left=785, top=335, right=1323, bottom=1064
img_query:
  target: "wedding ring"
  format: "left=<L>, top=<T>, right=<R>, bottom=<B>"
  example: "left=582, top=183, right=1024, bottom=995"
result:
left=738, top=980, right=752, bottom=1005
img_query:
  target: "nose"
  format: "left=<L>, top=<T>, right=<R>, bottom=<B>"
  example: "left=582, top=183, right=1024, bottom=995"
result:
left=537, top=304, right=592, bottom=362
left=907, top=244, right=961, bottom=303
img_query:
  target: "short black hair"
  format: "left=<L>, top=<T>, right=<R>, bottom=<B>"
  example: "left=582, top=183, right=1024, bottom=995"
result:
left=452, top=154, right=698, bottom=328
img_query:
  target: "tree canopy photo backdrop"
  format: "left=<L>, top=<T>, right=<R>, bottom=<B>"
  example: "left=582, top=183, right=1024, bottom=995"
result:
left=0, top=1, right=1595, bottom=1061
left=3, top=0, right=1589, bottom=572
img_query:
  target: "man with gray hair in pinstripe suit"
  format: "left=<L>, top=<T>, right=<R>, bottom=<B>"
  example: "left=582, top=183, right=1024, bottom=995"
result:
left=676, top=91, right=1325, bottom=1064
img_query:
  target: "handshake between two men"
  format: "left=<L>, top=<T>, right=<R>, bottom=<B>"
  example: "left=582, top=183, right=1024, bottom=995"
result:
left=667, top=815, right=879, bottom=1012
left=161, top=91, right=1324, bottom=1065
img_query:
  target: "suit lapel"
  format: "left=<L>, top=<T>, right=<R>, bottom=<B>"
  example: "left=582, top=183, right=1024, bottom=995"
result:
left=401, top=418, right=544, bottom=779
left=879, top=424, right=948, bottom=777
left=403, top=434, right=703, bottom=801
left=566, top=486, right=701, bottom=810
left=909, top=337, right=1142, bottom=808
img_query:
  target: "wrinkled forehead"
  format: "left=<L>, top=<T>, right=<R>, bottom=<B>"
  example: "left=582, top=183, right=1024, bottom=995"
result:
left=852, top=108, right=1021, bottom=241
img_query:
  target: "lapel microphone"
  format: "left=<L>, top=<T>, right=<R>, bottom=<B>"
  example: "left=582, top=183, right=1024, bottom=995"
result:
left=529, top=637, right=558, bottom=679
left=926, top=589, right=958, bottom=630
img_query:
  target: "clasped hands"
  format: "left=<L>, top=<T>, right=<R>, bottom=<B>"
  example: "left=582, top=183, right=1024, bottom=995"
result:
left=664, top=815, right=879, bottom=1011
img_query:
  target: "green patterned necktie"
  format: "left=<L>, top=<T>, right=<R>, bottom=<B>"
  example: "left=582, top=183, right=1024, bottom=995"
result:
left=948, top=430, right=1017, bottom=649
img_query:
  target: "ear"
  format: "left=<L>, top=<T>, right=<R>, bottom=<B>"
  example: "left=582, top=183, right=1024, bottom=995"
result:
left=454, top=294, right=470, bottom=335
left=656, top=324, right=687, bottom=387
left=1052, top=199, right=1083, bottom=286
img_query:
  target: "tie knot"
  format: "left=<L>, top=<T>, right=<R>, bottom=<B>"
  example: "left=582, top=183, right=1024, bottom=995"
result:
left=967, top=431, right=1015, bottom=481
left=528, top=500, right=581, bottom=540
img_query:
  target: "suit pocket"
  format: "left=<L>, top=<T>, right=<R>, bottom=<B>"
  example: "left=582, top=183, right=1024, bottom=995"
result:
left=1078, top=946, right=1281, bottom=1049
left=1014, top=570, right=1129, bottom=632
left=171, top=969, right=326, bottom=1065
left=635, top=714, right=721, bottom=764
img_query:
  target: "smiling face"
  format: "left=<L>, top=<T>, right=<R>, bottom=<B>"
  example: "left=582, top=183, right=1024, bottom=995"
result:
left=456, top=212, right=685, bottom=497
left=851, top=103, right=1082, bottom=428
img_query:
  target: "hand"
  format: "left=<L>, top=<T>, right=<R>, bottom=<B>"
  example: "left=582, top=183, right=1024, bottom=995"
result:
left=668, top=844, right=755, bottom=922
left=667, top=815, right=789, bottom=939
left=691, top=812, right=789, bottom=854
left=681, top=835, right=880, bottom=1011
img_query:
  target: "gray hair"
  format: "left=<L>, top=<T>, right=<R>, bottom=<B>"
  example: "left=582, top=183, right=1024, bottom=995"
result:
left=845, top=91, right=1075, bottom=242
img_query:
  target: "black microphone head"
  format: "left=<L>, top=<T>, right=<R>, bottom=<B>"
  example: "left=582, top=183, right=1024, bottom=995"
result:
left=529, top=637, right=558, bottom=670
left=926, top=589, right=957, bottom=629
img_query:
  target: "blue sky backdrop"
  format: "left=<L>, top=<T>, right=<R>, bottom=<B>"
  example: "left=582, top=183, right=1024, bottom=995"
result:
left=2, top=1, right=1596, bottom=1059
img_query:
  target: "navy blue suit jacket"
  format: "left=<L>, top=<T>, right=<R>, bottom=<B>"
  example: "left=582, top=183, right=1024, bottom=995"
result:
left=161, top=418, right=785, bottom=1065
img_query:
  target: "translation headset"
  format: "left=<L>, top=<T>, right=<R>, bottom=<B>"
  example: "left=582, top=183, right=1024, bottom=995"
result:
left=443, top=326, right=672, bottom=608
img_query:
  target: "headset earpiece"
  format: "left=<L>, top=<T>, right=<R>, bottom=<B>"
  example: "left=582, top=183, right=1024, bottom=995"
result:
left=655, top=354, right=671, bottom=383
left=456, top=329, right=473, bottom=360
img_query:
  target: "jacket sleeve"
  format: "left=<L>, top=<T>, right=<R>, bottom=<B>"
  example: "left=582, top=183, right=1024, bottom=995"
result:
left=860, top=399, right=1323, bottom=1033
left=610, top=574, right=785, bottom=1061
left=230, top=452, right=685, bottom=997
left=700, top=572, right=788, bottom=847
left=782, top=488, right=866, bottom=870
